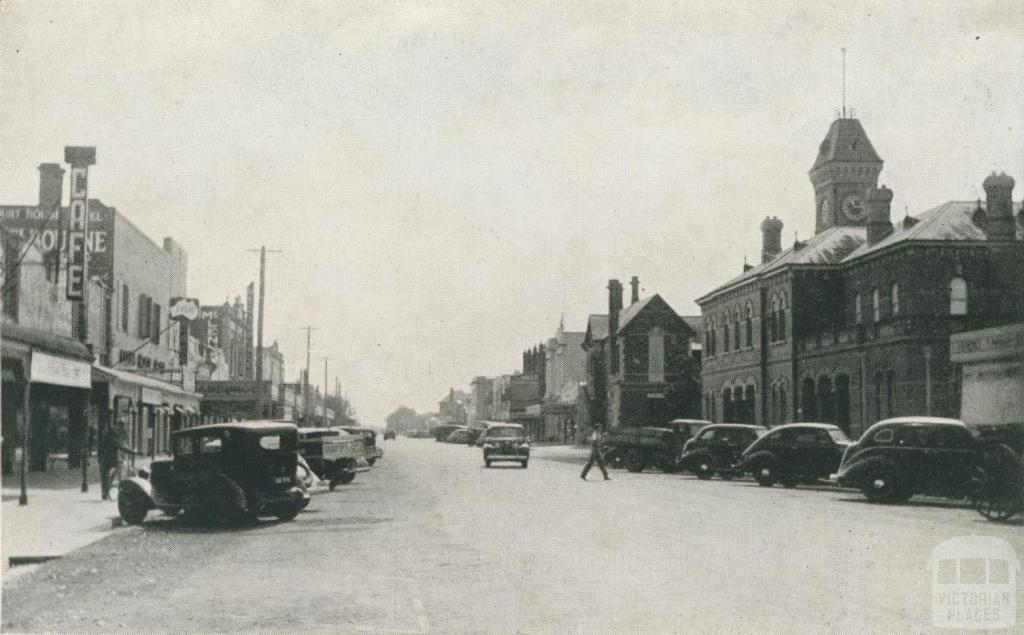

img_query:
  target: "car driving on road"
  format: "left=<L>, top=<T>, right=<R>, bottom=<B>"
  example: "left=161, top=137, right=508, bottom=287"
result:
left=481, top=424, right=530, bottom=468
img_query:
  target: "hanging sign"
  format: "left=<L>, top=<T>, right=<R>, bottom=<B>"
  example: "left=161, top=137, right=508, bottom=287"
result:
left=64, top=146, right=96, bottom=301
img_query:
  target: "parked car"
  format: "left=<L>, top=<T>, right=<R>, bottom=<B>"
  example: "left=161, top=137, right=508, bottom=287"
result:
left=446, top=428, right=470, bottom=444
left=117, top=421, right=305, bottom=525
left=338, top=426, right=384, bottom=465
left=601, top=425, right=694, bottom=473
left=835, top=417, right=991, bottom=504
left=481, top=424, right=530, bottom=468
left=662, top=419, right=713, bottom=442
left=679, top=424, right=767, bottom=480
left=738, top=423, right=852, bottom=487
left=384, top=429, right=396, bottom=440
left=297, top=427, right=363, bottom=489
left=432, top=424, right=465, bottom=441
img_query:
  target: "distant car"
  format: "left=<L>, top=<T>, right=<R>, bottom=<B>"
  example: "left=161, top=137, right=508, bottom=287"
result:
left=601, top=425, right=694, bottom=473
left=738, top=423, right=852, bottom=487
left=384, top=430, right=396, bottom=440
left=679, top=424, right=767, bottom=480
left=297, top=427, right=362, bottom=489
left=835, top=417, right=985, bottom=504
left=338, top=426, right=383, bottom=466
left=481, top=424, right=530, bottom=468
left=432, top=424, right=465, bottom=441
left=446, top=429, right=470, bottom=444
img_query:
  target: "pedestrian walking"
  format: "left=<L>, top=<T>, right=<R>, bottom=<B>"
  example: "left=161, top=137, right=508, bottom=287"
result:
left=581, top=427, right=610, bottom=481
left=97, top=419, right=120, bottom=500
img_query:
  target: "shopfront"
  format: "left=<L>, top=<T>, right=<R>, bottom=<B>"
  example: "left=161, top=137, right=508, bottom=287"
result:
left=950, top=322, right=1024, bottom=426
left=1, top=322, right=94, bottom=474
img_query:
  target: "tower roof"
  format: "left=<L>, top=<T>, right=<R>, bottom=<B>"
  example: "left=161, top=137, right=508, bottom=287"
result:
left=810, top=118, right=882, bottom=172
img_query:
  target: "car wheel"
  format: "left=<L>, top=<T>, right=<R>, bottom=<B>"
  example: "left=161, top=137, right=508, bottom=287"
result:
left=485, top=460, right=492, bottom=468
left=522, top=460, right=528, bottom=469
left=695, top=462, right=713, bottom=480
left=754, top=462, right=777, bottom=487
left=720, top=471, right=735, bottom=481
left=272, top=502, right=301, bottom=522
left=862, top=471, right=910, bottom=504
left=781, top=476, right=799, bottom=489
left=117, top=490, right=149, bottom=525
left=366, top=458, right=376, bottom=467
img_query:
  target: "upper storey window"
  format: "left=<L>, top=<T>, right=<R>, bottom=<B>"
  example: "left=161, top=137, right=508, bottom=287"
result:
left=950, top=278, right=968, bottom=315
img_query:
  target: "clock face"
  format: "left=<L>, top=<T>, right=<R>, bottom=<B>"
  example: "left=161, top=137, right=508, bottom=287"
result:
left=819, top=198, right=833, bottom=225
left=842, top=194, right=867, bottom=221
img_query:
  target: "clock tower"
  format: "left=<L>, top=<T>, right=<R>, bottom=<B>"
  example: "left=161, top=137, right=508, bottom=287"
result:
left=809, top=117, right=883, bottom=233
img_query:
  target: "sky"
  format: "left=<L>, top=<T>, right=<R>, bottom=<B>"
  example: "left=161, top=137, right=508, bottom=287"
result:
left=2, top=1, right=1021, bottom=424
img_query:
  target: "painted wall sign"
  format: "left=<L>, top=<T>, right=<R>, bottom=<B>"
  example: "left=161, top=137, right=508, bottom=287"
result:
left=31, top=351, right=92, bottom=388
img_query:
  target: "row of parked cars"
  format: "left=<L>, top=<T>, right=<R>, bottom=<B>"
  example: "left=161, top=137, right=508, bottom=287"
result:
left=602, top=417, right=1023, bottom=520
left=116, top=421, right=385, bottom=526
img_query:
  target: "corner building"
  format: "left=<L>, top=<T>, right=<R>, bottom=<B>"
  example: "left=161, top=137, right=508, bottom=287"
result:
left=697, top=117, right=1024, bottom=439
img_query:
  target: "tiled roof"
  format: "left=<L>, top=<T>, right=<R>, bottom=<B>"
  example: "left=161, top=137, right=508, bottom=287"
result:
left=617, top=295, right=657, bottom=332
left=698, top=226, right=867, bottom=302
left=681, top=315, right=703, bottom=340
left=844, top=200, right=1024, bottom=262
left=810, top=118, right=882, bottom=172
left=585, top=314, right=609, bottom=342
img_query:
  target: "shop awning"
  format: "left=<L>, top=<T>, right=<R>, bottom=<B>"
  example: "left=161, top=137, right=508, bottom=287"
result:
left=92, top=365, right=201, bottom=410
left=1, top=321, right=94, bottom=362
left=2, top=321, right=94, bottom=388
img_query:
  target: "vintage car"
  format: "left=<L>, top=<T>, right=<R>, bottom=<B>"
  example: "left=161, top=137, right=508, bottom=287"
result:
left=383, top=429, right=396, bottom=440
left=338, top=426, right=384, bottom=465
left=481, top=424, right=530, bottom=468
left=737, top=423, right=852, bottom=487
left=662, top=419, right=713, bottom=442
left=297, top=427, right=364, bottom=489
left=834, top=417, right=995, bottom=504
left=432, top=424, right=465, bottom=442
left=679, top=424, right=767, bottom=480
left=446, top=428, right=470, bottom=444
left=601, top=425, right=696, bottom=473
left=117, top=421, right=305, bottom=525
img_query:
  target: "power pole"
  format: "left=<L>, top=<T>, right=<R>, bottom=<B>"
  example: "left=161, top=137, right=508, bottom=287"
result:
left=322, top=356, right=330, bottom=425
left=247, top=246, right=281, bottom=413
left=299, top=325, right=317, bottom=423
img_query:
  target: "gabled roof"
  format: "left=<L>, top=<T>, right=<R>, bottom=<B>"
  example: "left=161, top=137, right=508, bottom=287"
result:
left=697, top=226, right=867, bottom=304
left=618, top=294, right=692, bottom=337
left=810, top=118, right=882, bottom=172
left=681, top=315, right=703, bottom=340
left=844, top=200, right=1024, bottom=262
left=584, top=314, right=609, bottom=343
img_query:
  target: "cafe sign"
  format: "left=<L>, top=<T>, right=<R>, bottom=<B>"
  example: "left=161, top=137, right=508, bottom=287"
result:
left=64, top=146, right=96, bottom=301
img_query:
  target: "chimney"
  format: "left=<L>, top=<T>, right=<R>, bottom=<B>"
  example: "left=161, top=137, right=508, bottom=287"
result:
left=608, top=278, right=623, bottom=374
left=983, top=172, right=1016, bottom=241
left=629, top=276, right=640, bottom=304
left=760, top=216, right=783, bottom=263
left=866, top=185, right=894, bottom=246
left=38, top=163, right=65, bottom=211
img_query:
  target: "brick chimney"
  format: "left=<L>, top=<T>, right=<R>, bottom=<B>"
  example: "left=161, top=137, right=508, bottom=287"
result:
left=629, top=276, right=640, bottom=304
left=760, top=216, right=783, bottom=263
left=866, top=185, right=894, bottom=246
left=607, top=279, right=623, bottom=372
left=38, top=163, right=64, bottom=210
left=983, top=172, right=1016, bottom=241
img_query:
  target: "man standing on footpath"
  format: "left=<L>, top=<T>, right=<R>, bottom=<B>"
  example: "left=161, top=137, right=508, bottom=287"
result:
left=580, top=426, right=610, bottom=481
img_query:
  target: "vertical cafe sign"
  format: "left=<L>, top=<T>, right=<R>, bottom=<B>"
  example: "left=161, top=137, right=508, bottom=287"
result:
left=64, top=146, right=96, bottom=301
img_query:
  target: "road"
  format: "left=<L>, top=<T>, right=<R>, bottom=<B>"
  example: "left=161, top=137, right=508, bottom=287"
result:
left=3, top=438, right=1021, bottom=633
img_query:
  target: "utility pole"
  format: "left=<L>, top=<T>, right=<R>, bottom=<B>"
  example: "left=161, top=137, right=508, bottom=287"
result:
left=247, top=246, right=281, bottom=413
left=322, top=356, right=330, bottom=425
left=299, top=325, right=317, bottom=423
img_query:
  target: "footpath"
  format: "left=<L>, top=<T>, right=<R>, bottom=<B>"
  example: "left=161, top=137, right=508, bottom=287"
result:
left=1, top=458, right=136, bottom=583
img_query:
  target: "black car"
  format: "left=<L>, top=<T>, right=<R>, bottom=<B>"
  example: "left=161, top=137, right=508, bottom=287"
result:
left=117, top=421, right=305, bottom=525
left=835, top=417, right=984, bottom=504
left=679, top=424, right=767, bottom=480
left=481, top=424, right=530, bottom=468
left=738, top=423, right=852, bottom=487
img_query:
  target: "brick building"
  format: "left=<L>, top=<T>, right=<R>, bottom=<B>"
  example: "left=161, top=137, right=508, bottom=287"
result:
left=697, top=116, right=1024, bottom=439
left=542, top=319, right=586, bottom=442
left=583, top=277, right=701, bottom=430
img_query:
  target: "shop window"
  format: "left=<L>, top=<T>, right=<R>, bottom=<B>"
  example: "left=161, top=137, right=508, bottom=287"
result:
left=950, top=278, right=968, bottom=315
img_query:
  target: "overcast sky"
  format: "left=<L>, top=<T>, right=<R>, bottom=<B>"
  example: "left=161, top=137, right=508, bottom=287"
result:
left=2, top=1, right=1021, bottom=424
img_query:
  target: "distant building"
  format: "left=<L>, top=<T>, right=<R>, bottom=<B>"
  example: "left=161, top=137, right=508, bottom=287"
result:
left=696, top=116, right=1024, bottom=438
left=543, top=319, right=586, bottom=442
left=438, top=388, right=468, bottom=425
left=583, top=277, right=701, bottom=430
left=196, top=298, right=250, bottom=379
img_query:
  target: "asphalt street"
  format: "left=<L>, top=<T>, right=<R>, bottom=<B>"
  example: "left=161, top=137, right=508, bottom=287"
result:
left=3, top=438, right=1021, bottom=633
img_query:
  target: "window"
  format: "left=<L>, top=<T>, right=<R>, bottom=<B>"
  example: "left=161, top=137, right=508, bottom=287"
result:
left=121, top=284, right=129, bottom=332
left=733, top=313, right=741, bottom=350
left=648, top=327, right=665, bottom=383
left=770, top=298, right=779, bottom=342
left=137, top=294, right=150, bottom=338
left=872, top=288, right=881, bottom=322
left=723, top=320, right=730, bottom=353
left=745, top=305, right=753, bottom=348
left=43, top=250, right=59, bottom=283
left=855, top=293, right=863, bottom=324
left=151, top=302, right=161, bottom=344
left=950, top=277, right=968, bottom=315
left=2, top=236, right=19, bottom=320
left=891, top=283, right=899, bottom=316
left=778, top=298, right=786, bottom=341
left=258, top=434, right=282, bottom=450
left=872, top=428, right=894, bottom=444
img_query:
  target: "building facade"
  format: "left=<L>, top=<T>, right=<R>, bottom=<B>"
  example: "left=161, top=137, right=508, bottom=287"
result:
left=542, top=320, right=586, bottom=442
left=697, top=116, right=1024, bottom=439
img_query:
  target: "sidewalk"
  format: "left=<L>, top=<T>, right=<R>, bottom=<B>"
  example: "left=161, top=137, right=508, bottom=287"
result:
left=1, top=459, right=125, bottom=581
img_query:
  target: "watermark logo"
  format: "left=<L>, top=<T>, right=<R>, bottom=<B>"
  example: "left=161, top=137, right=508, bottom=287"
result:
left=930, top=535, right=1020, bottom=630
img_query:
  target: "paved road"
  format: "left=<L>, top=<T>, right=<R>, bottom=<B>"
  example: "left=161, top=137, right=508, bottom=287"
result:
left=3, top=439, right=1021, bottom=633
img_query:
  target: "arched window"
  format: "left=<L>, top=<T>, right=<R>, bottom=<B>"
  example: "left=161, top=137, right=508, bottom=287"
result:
left=770, top=297, right=779, bottom=342
left=733, top=311, right=741, bottom=350
left=872, top=288, right=881, bottom=322
left=745, top=305, right=753, bottom=348
left=855, top=293, right=863, bottom=324
left=891, top=283, right=899, bottom=315
left=778, top=386, right=786, bottom=425
left=722, top=318, right=730, bottom=353
left=950, top=277, right=968, bottom=315
left=778, top=295, right=787, bottom=341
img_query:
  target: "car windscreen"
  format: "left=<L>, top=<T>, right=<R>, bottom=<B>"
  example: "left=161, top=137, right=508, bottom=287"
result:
left=487, top=428, right=525, bottom=440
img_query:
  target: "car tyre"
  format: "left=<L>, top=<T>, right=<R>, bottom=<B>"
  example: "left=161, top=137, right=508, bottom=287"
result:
left=720, top=471, right=735, bottom=481
left=695, top=462, right=713, bottom=480
left=366, top=458, right=376, bottom=467
left=862, top=469, right=911, bottom=504
left=117, top=489, right=149, bottom=525
left=272, top=502, right=301, bottom=522
left=521, top=460, right=528, bottom=469
left=780, top=476, right=799, bottom=488
left=626, top=450, right=645, bottom=473
left=754, top=462, right=777, bottom=487
left=485, top=460, right=492, bottom=468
